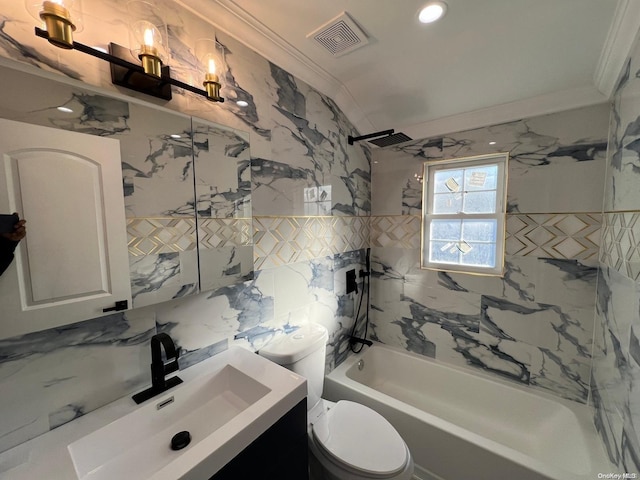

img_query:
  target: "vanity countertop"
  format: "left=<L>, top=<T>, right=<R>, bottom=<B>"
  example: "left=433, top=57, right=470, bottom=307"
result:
left=0, top=346, right=306, bottom=480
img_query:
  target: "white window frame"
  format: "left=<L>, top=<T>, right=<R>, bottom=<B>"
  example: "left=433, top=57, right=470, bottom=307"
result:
left=420, top=153, right=508, bottom=276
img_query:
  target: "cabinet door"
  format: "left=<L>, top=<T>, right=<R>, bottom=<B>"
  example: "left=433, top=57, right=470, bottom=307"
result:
left=0, top=118, right=131, bottom=339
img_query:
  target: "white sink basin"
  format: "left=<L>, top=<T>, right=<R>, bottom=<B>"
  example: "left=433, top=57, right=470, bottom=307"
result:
left=67, top=347, right=306, bottom=480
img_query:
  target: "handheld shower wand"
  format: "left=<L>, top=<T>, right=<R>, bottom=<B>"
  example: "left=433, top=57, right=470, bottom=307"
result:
left=349, top=248, right=372, bottom=351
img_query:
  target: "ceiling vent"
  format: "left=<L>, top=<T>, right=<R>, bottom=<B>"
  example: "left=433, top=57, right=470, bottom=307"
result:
left=307, top=12, right=370, bottom=57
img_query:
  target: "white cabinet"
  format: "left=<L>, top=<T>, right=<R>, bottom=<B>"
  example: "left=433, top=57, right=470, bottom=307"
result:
left=0, top=118, right=131, bottom=339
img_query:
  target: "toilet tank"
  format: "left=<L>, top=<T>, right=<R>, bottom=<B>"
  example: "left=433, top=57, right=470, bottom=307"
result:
left=259, top=324, right=329, bottom=409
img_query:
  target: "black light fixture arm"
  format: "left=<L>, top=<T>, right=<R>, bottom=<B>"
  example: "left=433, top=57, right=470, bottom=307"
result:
left=35, top=27, right=224, bottom=103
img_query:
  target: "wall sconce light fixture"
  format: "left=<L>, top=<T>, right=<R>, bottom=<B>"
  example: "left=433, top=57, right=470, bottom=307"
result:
left=25, top=0, right=82, bottom=49
left=195, top=38, right=225, bottom=103
left=127, top=2, right=167, bottom=78
left=28, top=0, right=225, bottom=103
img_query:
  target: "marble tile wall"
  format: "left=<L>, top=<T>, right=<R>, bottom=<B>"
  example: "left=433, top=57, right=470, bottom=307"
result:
left=192, top=122, right=255, bottom=292
left=154, top=249, right=368, bottom=374
left=0, top=66, right=201, bottom=309
left=120, top=103, right=200, bottom=307
left=591, top=33, right=640, bottom=473
left=0, top=309, right=156, bottom=454
left=1, top=0, right=632, bottom=465
left=370, top=103, right=609, bottom=404
left=0, top=0, right=370, bottom=453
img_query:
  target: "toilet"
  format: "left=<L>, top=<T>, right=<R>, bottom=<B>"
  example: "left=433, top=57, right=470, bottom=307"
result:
left=259, top=323, right=414, bottom=480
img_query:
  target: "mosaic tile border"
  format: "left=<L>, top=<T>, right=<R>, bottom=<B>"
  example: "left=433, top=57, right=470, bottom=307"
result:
left=253, top=216, right=370, bottom=270
left=370, top=213, right=602, bottom=260
left=128, top=218, right=196, bottom=256
left=129, top=212, right=605, bottom=266
left=198, top=218, right=252, bottom=248
left=128, top=217, right=252, bottom=256
left=600, top=211, right=640, bottom=280
left=505, top=213, right=601, bottom=260
left=371, top=215, right=421, bottom=249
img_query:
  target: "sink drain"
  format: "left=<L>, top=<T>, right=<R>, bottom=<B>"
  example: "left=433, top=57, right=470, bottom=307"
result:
left=170, top=431, right=191, bottom=451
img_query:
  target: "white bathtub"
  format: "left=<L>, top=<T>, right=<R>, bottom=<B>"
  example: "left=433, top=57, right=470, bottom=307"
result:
left=323, top=344, right=612, bottom=480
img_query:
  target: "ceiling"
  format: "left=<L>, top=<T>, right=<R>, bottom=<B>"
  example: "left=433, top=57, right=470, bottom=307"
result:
left=179, top=0, right=640, bottom=141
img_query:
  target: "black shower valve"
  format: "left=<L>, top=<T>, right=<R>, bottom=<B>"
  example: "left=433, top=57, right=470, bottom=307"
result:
left=346, top=269, right=358, bottom=294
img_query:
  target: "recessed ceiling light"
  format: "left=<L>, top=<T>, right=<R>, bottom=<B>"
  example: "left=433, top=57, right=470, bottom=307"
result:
left=236, top=100, right=249, bottom=107
left=57, top=106, right=73, bottom=113
left=170, top=134, right=182, bottom=139
left=489, top=141, right=497, bottom=145
left=418, top=2, right=447, bottom=24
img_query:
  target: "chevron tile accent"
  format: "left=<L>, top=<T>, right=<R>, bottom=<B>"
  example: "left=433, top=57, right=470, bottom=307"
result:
left=253, top=216, right=370, bottom=269
left=128, top=218, right=252, bottom=256
left=371, top=215, right=421, bottom=249
left=128, top=218, right=197, bottom=256
left=198, top=218, right=252, bottom=248
left=368, top=213, right=602, bottom=260
left=505, top=213, right=601, bottom=260
left=129, top=213, right=605, bottom=267
left=601, top=212, right=640, bottom=280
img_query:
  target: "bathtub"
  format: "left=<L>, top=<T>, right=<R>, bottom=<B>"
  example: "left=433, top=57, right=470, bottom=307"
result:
left=323, top=344, right=612, bottom=480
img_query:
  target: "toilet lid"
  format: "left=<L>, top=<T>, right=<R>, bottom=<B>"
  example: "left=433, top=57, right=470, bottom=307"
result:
left=312, top=400, right=407, bottom=476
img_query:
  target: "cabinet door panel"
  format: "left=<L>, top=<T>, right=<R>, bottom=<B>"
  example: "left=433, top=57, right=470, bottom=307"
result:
left=0, top=118, right=131, bottom=339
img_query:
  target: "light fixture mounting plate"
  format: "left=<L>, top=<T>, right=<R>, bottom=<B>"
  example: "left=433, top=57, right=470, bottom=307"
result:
left=108, top=43, right=172, bottom=101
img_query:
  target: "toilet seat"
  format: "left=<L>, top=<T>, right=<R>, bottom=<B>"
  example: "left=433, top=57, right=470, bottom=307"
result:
left=311, top=400, right=408, bottom=477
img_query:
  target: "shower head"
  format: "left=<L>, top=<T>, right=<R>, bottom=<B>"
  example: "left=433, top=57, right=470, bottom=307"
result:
left=368, top=132, right=412, bottom=147
left=348, top=129, right=412, bottom=147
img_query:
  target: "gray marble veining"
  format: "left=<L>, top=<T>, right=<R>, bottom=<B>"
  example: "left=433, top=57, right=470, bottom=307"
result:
left=375, top=103, right=609, bottom=216
left=602, top=58, right=640, bottom=452
left=370, top=242, right=596, bottom=402
left=0, top=311, right=155, bottom=452
left=0, top=0, right=373, bottom=459
left=0, top=16, right=82, bottom=80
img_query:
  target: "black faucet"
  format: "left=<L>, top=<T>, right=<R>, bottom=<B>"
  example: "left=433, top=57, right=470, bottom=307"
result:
left=132, top=333, right=183, bottom=404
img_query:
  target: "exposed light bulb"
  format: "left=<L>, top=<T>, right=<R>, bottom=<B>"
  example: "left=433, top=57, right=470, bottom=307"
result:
left=136, top=23, right=162, bottom=77
left=236, top=100, right=249, bottom=107
left=208, top=58, right=216, bottom=75
left=57, top=106, right=73, bottom=113
left=143, top=28, right=154, bottom=47
left=195, top=38, right=224, bottom=101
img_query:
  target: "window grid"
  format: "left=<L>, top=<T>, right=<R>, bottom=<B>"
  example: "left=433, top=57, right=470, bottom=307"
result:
left=421, top=154, right=508, bottom=276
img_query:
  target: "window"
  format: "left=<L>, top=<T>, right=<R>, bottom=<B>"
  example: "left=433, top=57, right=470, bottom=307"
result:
left=421, top=153, right=508, bottom=276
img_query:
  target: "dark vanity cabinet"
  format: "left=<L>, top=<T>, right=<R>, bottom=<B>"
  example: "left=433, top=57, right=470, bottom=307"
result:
left=210, top=399, right=308, bottom=480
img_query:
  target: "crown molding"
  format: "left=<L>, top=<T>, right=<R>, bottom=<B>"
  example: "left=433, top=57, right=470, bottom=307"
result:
left=397, top=85, right=608, bottom=142
left=594, top=0, right=640, bottom=97
left=174, top=0, right=373, bottom=135
left=176, top=0, right=634, bottom=142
